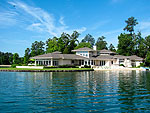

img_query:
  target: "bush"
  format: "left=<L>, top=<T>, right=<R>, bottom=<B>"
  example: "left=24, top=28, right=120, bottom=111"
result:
left=136, top=65, right=140, bottom=68
left=119, top=64, right=125, bottom=67
left=11, top=64, right=18, bottom=68
left=140, top=63, right=145, bottom=67
left=58, top=65, right=77, bottom=68
left=44, top=66, right=57, bottom=68
left=84, top=65, right=91, bottom=68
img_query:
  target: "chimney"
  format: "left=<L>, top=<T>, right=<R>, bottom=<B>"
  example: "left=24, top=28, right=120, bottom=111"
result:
left=93, top=45, right=97, bottom=50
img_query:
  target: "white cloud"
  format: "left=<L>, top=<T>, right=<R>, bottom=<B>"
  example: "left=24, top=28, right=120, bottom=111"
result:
left=0, top=11, right=18, bottom=26
left=136, top=21, right=150, bottom=37
left=59, top=16, right=65, bottom=26
left=138, top=21, right=150, bottom=30
left=7, top=1, right=86, bottom=36
left=27, top=23, right=44, bottom=32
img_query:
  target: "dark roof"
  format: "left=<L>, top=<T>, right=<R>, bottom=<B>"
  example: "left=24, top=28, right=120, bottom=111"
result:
left=129, top=55, right=143, bottom=61
left=113, top=55, right=128, bottom=59
left=89, top=55, right=114, bottom=60
left=113, top=55, right=143, bottom=61
left=93, top=55, right=114, bottom=60
left=72, top=47, right=94, bottom=52
left=31, top=53, right=87, bottom=60
left=100, top=49, right=116, bottom=54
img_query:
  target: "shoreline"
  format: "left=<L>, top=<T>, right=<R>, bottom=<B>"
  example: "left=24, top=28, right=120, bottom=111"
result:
left=0, top=68, right=94, bottom=72
left=0, top=68, right=146, bottom=72
left=93, top=68, right=145, bottom=71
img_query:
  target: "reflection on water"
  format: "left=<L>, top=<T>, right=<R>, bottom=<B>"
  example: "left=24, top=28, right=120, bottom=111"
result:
left=0, top=71, right=150, bottom=112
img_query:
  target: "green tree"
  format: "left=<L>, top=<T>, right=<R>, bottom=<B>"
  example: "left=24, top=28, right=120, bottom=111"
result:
left=63, top=48, right=69, bottom=54
left=46, top=37, right=59, bottom=53
left=46, top=31, right=79, bottom=54
left=123, top=16, right=138, bottom=34
left=117, top=33, right=134, bottom=56
left=145, top=35, right=150, bottom=51
left=75, top=42, right=92, bottom=49
left=108, top=43, right=116, bottom=52
left=81, top=34, right=95, bottom=46
left=60, top=32, right=70, bottom=54
left=67, top=31, right=80, bottom=53
left=13, top=53, right=19, bottom=64
left=145, top=51, right=150, bottom=66
left=24, top=48, right=31, bottom=64
left=31, top=41, right=45, bottom=57
left=0, top=52, right=13, bottom=65
left=95, top=36, right=107, bottom=50
left=135, top=32, right=147, bottom=58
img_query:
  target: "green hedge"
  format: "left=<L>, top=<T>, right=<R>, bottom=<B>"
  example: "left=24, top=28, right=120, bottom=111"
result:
left=58, top=65, right=77, bottom=68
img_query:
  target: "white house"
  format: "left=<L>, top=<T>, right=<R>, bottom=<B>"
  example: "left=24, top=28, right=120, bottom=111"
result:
left=31, top=46, right=143, bottom=68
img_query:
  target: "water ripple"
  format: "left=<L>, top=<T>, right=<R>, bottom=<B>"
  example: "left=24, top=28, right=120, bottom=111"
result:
left=0, top=71, right=150, bottom=112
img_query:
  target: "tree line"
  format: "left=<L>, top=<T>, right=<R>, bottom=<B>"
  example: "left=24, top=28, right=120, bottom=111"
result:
left=1, top=16, right=150, bottom=66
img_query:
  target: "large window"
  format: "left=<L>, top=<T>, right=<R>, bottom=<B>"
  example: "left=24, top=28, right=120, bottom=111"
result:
left=53, top=60, right=59, bottom=66
left=82, top=60, right=84, bottom=65
left=119, top=59, right=124, bottom=64
left=100, top=61, right=106, bottom=66
left=72, top=60, right=74, bottom=64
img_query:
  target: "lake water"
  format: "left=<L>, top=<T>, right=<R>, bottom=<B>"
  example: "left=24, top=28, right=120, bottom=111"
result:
left=0, top=71, right=150, bottom=112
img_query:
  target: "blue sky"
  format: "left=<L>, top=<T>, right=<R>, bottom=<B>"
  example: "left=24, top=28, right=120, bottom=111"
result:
left=1, top=0, right=150, bottom=56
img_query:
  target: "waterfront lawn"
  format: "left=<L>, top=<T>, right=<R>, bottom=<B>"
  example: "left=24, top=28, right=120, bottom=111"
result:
left=0, top=67, right=93, bottom=71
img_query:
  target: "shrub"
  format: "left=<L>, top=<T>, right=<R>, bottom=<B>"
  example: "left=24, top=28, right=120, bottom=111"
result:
left=137, top=66, right=140, bottom=68
left=84, top=65, right=91, bottom=68
left=119, top=64, right=125, bottom=67
left=44, top=66, right=57, bottom=68
left=140, top=63, right=145, bottom=67
left=11, top=64, right=18, bottom=68
left=58, top=65, right=77, bottom=68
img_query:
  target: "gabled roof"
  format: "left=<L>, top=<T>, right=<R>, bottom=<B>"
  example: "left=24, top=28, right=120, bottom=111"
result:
left=113, top=55, right=128, bottom=59
left=113, top=55, right=143, bottom=61
left=93, top=55, right=114, bottom=60
left=129, top=55, right=143, bottom=61
left=31, top=53, right=88, bottom=60
left=100, top=49, right=116, bottom=54
left=72, top=47, right=94, bottom=52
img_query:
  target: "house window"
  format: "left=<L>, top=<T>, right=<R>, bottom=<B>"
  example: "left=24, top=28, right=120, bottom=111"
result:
left=86, top=54, right=88, bottom=57
left=85, top=61, right=87, bottom=65
left=91, top=60, right=93, bottom=65
left=53, top=60, right=59, bottom=66
left=100, top=61, right=105, bottom=66
left=88, top=60, right=90, bottom=65
left=111, top=61, right=113, bottom=64
left=72, top=60, right=74, bottom=64
left=82, top=60, right=84, bottom=65
left=119, top=59, right=124, bottom=64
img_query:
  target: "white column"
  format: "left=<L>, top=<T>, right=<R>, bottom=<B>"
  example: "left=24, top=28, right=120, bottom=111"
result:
left=35, top=59, right=37, bottom=66
left=43, top=60, right=44, bottom=65
left=51, top=58, right=53, bottom=66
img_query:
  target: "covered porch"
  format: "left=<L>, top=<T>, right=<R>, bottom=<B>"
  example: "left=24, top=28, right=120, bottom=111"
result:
left=35, top=59, right=59, bottom=66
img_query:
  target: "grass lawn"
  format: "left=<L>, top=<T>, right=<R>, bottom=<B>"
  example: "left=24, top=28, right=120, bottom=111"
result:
left=0, top=67, right=93, bottom=71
